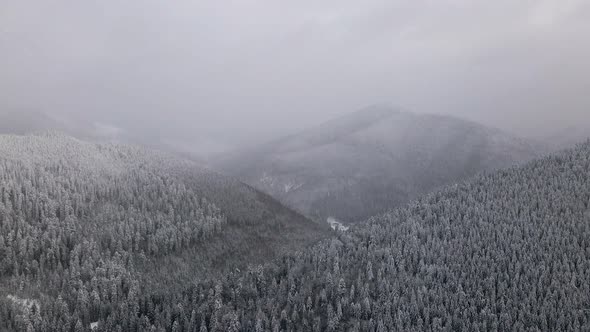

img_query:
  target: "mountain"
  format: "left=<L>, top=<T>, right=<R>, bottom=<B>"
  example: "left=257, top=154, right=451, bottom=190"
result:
left=0, top=110, right=124, bottom=142
left=0, top=110, right=227, bottom=164
left=0, top=133, right=328, bottom=330
left=165, top=140, right=587, bottom=331
left=216, top=105, right=542, bottom=224
left=539, top=125, right=590, bottom=151
left=0, top=110, right=66, bottom=135
left=9, top=138, right=590, bottom=331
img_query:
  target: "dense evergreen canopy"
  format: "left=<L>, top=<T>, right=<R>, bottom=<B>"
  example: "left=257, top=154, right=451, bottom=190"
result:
left=0, top=133, right=326, bottom=332
left=2, top=134, right=589, bottom=331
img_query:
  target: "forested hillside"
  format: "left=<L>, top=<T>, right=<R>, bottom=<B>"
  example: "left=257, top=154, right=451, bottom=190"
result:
left=0, top=133, right=327, bottom=332
left=217, top=105, right=542, bottom=224
left=6, top=139, right=588, bottom=331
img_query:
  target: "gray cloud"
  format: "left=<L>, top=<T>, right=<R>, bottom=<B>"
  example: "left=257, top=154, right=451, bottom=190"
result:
left=1, top=0, right=590, bottom=154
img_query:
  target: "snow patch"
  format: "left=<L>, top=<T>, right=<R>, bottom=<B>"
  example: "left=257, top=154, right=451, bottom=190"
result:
left=284, top=181, right=304, bottom=193
left=327, top=217, right=349, bottom=231
left=7, top=295, right=40, bottom=313
left=260, top=172, right=274, bottom=185
left=260, top=172, right=303, bottom=193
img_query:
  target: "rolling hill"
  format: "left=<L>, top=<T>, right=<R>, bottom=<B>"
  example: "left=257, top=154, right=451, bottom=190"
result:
left=0, top=132, right=329, bottom=331
left=217, top=105, right=542, bottom=224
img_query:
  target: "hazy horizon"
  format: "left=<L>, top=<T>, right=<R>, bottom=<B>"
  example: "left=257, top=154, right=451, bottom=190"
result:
left=2, top=1, right=590, bottom=154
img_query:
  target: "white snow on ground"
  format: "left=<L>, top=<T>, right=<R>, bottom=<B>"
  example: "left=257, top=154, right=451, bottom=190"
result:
left=284, top=181, right=304, bottom=193
left=260, top=172, right=304, bottom=193
left=7, top=295, right=40, bottom=313
left=327, top=217, right=349, bottom=231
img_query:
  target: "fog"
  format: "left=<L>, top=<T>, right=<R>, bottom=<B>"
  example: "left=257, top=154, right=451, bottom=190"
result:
left=2, top=0, right=590, bottom=155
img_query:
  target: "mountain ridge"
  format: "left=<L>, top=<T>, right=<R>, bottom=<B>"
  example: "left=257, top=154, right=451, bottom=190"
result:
left=216, top=105, right=544, bottom=223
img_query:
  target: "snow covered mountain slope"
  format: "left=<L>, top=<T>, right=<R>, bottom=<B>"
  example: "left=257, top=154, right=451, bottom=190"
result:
left=216, top=105, right=543, bottom=223
left=0, top=133, right=329, bottom=287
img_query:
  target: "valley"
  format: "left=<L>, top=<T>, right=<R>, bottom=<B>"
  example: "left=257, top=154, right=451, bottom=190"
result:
left=3, top=1, right=590, bottom=330
left=2, top=130, right=588, bottom=331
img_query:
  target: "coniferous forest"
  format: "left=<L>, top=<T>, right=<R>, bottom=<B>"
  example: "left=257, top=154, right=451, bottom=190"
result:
left=3, top=1, right=590, bottom=330
left=1, top=132, right=590, bottom=331
left=0, top=133, right=328, bottom=332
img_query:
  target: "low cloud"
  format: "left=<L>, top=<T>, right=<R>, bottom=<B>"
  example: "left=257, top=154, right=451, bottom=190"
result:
left=1, top=0, right=589, bottom=153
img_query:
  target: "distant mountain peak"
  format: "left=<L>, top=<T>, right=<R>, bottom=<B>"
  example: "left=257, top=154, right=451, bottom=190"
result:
left=217, top=106, right=542, bottom=223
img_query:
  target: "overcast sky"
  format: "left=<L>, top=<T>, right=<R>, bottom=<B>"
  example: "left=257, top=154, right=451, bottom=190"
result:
left=2, top=0, right=590, bottom=153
